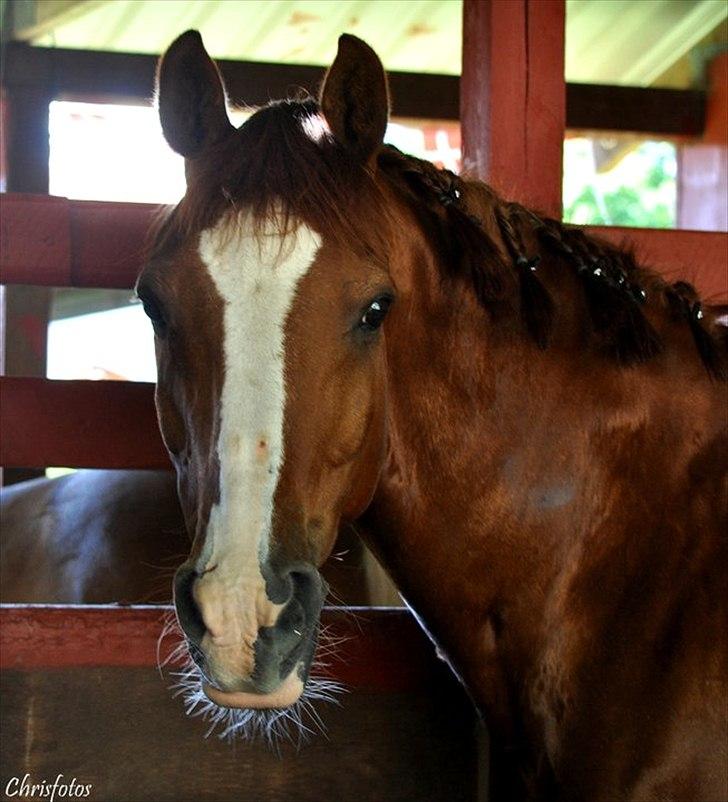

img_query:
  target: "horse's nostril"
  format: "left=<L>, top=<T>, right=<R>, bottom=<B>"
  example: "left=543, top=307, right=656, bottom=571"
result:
left=287, top=564, right=321, bottom=594
left=173, top=563, right=206, bottom=645
left=272, top=563, right=326, bottom=638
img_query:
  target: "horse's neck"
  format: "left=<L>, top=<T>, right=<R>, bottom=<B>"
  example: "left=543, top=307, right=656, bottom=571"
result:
left=369, top=281, right=588, bottom=681
left=364, top=204, right=724, bottom=758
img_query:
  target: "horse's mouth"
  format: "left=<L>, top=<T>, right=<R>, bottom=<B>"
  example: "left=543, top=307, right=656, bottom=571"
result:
left=202, top=668, right=304, bottom=710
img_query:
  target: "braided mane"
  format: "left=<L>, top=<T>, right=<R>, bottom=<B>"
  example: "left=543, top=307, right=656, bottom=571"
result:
left=378, top=146, right=727, bottom=380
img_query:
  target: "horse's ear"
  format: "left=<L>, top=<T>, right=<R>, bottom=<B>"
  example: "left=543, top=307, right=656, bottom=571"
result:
left=156, top=30, right=233, bottom=159
left=320, top=34, right=389, bottom=164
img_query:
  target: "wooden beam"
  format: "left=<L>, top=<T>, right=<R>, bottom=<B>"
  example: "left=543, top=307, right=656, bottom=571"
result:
left=0, top=605, right=449, bottom=692
left=2, top=40, right=459, bottom=122
left=678, top=53, right=728, bottom=232
left=1, top=42, right=708, bottom=135
left=0, top=377, right=168, bottom=469
left=567, top=83, right=706, bottom=138
left=0, top=195, right=156, bottom=288
left=1, top=81, right=53, bottom=485
left=1, top=606, right=479, bottom=802
left=461, top=0, right=566, bottom=218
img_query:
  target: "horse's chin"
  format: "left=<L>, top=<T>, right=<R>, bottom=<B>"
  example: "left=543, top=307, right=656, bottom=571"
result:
left=202, top=672, right=304, bottom=710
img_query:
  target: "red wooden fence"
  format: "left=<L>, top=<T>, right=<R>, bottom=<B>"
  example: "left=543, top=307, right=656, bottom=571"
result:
left=0, top=377, right=167, bottom=469
left=0, top=605, right=449, bottom=691
left=2, top=200, right=726, bottom=296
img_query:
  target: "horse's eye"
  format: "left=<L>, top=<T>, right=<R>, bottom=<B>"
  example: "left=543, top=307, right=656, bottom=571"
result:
left=359, top=296, right=392, bottom=332
left=140, top=294, right=166, bottom=332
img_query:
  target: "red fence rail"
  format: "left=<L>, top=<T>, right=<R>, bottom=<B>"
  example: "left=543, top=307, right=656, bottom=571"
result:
left=0, top=605, right=445, bottom=691
left=0, top=194, right=155, bottom=289
left=1, top=605, right=480, bottom=802
left=0, top=377, right=167, bottom=469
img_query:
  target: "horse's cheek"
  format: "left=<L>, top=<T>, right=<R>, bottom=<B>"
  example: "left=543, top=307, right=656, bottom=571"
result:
left=339, top=388, right=387, bottom=520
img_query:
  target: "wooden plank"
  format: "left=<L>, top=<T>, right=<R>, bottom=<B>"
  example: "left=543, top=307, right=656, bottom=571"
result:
left=2, top=40, right=459, bottom=122
left=461, top=0, right=566, bottom=218
left=0, top=605, right=452, bottom=693
left=589, top=226, right=728, bottom=303
left=0, top=377, right=169, bottom=469
left=568, top=83, right=706, bottom=138
left=0, top=195, right=156, bottom=288
left=0, top=605, right=480, bottom=801
left=1, top=666, right=479, bottom=802
left=1, top=41, right=708, bottom=135
left=69, top=199, right=157, bottom=287
left=0, top=194, right=71, bottom=285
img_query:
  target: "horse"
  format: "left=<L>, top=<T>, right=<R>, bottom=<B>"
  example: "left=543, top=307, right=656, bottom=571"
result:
left=0, top=470, right=184, bottom=603
left=0, top=469, right=396, bottom=605
left=139, top=29, right=727, bottom=801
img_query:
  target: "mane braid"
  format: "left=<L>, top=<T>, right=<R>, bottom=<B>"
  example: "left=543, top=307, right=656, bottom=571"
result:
left=666, top=282, right=727, bottom=380
left=378, top=146, right=513, bottom=307
left=493, top=203, right=555, bottom=349
left=375, top=147, right=728, bottom=374
left=524, top=213, right=664, bottom=365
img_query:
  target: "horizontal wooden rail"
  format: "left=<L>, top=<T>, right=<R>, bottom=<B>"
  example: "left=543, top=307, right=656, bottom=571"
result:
left=0, top=377, right=168, bottom=469
left=2, top=195, right=726, bottom=301
left=0, top=194, right=156, bottom=289
left=0, top=605, right=448, bottom=692
left=3, top=42, right=707, bottom=135
left=565, top=83, right=706, bottom=137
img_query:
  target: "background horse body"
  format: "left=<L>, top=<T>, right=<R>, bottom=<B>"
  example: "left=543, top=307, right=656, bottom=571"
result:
left=0, top=470, right=183, bottom=603
left=141, top=31, right=727, bottom=801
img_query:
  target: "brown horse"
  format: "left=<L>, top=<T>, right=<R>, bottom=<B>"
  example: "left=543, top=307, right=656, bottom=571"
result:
left=0, top=470, right=184, bottom=603
left=140, top=30, right=727, bottom=800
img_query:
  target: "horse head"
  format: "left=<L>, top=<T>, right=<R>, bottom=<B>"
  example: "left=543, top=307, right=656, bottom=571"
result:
left=140, top=31, right=396, bottom=720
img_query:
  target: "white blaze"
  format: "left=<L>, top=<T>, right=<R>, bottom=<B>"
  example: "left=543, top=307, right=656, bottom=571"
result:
left=194, top=212, right=320, bottom=668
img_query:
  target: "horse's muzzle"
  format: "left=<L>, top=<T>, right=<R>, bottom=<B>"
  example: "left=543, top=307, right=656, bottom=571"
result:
left=173, top=561, right=326, bottom=707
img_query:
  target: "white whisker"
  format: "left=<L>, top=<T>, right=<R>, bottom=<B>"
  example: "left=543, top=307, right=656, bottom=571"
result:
left=161, top=624, right=347, bottom=746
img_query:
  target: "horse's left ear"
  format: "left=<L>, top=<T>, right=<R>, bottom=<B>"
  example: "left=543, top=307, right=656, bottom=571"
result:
left=320, top=34, right=389, bottom=164
left=156, top=30, right=234, bottom=159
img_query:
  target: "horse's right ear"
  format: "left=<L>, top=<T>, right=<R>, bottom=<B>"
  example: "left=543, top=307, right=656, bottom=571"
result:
left=156, top=30, right=233, bottom=159
left=320, top=34, right=389, bottom=164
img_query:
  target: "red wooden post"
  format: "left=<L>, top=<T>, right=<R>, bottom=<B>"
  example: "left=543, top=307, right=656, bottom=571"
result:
left=461, top=0, right=566, bottom=219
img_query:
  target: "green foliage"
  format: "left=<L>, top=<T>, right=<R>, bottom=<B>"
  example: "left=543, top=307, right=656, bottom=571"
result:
left=563, top=141, right=676, bottom=229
